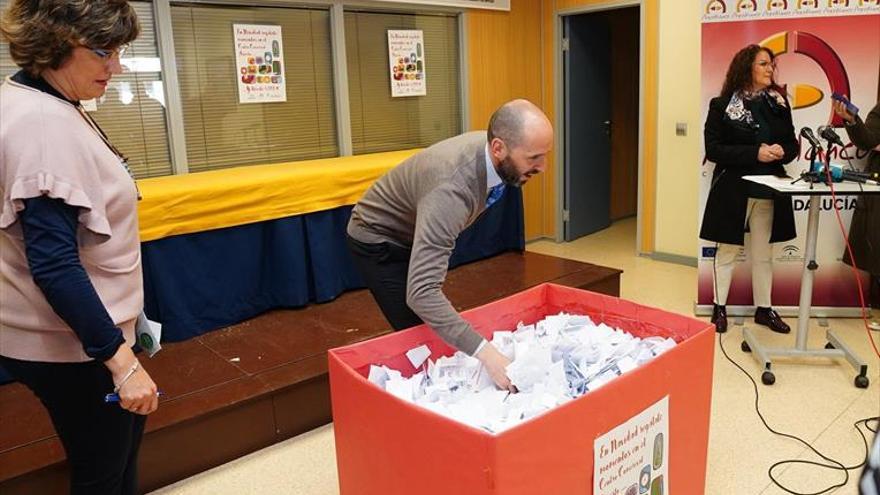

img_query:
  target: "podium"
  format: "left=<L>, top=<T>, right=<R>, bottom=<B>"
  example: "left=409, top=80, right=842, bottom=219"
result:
left=740, top=175, right=880, bottom=387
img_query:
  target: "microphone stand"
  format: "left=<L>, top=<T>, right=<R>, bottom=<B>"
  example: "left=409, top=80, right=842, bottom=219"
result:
left=793, top=142, right=823, bottom=189
left=744, top=133, right=871, bottom=388
left=821, top=140, right=834, bottom=184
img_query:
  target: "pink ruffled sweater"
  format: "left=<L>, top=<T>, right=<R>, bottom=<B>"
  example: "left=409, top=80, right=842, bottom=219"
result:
left=0, top=79, right=141, bottom=362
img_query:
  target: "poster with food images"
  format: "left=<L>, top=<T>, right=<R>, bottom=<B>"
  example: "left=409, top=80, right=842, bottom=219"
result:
left=387, top=30, right=426, bottom=97
left=233, top=24, right=286, bottom=103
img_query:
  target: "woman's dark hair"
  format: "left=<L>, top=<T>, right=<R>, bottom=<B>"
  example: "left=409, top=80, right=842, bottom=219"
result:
left=720, top=44, right=781, bottom=99
left=0, top=0, right=140, bottom=75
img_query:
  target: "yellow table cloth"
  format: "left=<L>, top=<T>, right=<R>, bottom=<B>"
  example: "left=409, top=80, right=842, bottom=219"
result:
left=136, top=149, right=420, bottom=242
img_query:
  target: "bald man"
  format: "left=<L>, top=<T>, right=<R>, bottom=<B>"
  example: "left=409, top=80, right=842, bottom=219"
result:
left=346, top=99, right=553, bottom=390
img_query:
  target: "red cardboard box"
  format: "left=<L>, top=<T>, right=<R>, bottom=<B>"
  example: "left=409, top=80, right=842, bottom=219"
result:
left=329, top=283, right=714, bottom=494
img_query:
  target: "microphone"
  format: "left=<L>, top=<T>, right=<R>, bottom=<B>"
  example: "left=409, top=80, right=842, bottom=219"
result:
left=810, top=161, right=880, bottom=185
left=818, top=125, right=845, bottom=147
left=841, top=171, right=880, bottom=186
left=799, top=127, right=822, bottom=149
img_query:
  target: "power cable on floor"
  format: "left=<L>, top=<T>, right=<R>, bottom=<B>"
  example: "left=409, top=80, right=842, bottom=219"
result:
left=719, top=334, right=878, bottom=494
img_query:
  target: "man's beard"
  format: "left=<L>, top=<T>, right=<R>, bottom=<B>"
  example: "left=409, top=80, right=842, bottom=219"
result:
left=497, top=156, right=522, bottom=188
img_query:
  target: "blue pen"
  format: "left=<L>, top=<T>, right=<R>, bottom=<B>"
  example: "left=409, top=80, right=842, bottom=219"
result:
left=104, top=391, right=163, bottom=403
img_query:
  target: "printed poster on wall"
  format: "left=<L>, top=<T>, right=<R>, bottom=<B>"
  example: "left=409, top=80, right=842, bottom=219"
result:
left=388, top=30, right=426, bottom=97
left=698, top=3, right=880, bottom=312
left=233, top=24, right=286, bottom=104
left=594, top=397, right=669, bottom=495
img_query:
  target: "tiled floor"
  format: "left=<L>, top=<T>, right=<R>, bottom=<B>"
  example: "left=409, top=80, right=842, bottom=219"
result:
left=151, top=218, right=879, bottom=495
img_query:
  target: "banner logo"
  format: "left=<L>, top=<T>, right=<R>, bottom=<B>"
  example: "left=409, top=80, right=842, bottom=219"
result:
left=768, top=0, right=789, bottom=11
left=779, top=244, right=804, bottom=261
left=760, top=31, right=850, bottom=124
left=707, top=0, right=729, bottom=14
left=738, top=0, right=759, bottom=12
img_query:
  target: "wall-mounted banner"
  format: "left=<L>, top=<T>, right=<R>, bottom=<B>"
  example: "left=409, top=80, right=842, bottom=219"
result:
left=388, top=30, right=426, bottom=98
left=233, top=24, right=286, bottom=104
left=698, top=5, right=880, bottom=312
left=594, top=396, right=669, bottom=495
left=703, top=0, right=879, bottom=22
left=375, top=0, right=510, bottom=11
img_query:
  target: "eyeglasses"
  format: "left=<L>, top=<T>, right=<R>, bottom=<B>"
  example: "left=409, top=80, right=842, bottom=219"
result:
left=89, top=44, right=130, bottom=61
left=754, top=60, right=776, bottom=70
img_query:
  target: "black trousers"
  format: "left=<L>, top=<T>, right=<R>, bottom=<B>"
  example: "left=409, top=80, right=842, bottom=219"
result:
left=346, top=235, right=424, bottom=331
left=0, top=355, right=147, bottom=495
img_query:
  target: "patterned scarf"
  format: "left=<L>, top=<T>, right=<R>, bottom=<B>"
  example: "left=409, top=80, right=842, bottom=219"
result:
left=725, top=88, right=788, bottom=124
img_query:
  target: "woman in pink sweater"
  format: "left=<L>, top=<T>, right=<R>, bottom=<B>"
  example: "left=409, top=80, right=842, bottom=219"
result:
left=1, top=1, right=159, bottom=493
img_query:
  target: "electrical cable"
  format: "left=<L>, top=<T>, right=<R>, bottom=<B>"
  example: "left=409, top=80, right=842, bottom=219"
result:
left=718, top=335, right=878, bottom=494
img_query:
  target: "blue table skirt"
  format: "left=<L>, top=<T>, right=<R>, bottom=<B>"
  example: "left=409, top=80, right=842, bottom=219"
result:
left=142, top=188, right=525, bottom=342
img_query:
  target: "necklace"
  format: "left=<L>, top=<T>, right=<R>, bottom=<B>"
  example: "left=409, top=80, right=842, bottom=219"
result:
left=73, top=104, right=142, bottom=200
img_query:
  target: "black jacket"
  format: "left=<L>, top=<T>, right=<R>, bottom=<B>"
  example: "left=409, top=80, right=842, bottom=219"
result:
left=842, top=102, right=880, bottom=275
left=699, top=93, right=799, bottom=245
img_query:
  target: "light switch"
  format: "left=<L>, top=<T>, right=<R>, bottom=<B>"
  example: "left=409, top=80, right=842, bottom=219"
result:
left=675, top=122, right=687, bottom=136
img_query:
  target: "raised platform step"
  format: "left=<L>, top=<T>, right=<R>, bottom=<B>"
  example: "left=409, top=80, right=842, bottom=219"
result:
left=0, top=251, right=621, bottom=494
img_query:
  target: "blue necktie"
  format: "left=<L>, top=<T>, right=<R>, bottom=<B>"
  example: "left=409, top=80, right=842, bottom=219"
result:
left=486, top=183, right=506, bottom=208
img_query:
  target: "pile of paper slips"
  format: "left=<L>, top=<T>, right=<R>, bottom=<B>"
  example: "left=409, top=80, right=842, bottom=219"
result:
left=367, top=312, right=676, bottom=433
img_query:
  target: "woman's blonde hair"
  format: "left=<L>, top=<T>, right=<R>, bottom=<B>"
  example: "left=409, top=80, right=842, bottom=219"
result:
left=0, top=0, right=140, bottom=75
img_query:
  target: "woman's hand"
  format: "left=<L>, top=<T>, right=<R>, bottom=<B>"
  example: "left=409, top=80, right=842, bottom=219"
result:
left=106, top=346, right=159, bottom=415
left=758, top=143, right=784, bottom=163
left=832, top=100, right=855, bottom=124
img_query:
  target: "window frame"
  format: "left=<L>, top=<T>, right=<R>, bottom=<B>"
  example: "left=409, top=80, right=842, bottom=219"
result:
left=153, top=0, right=468, bottom=175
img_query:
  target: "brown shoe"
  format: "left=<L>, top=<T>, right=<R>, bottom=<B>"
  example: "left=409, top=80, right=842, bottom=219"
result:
left=754, top=307, right=790, bottom=334
left=711, top=304, right=728, bottom=333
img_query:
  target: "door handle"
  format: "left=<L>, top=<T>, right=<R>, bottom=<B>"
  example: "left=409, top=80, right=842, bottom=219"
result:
left=604, top=120, right=612, bottom=137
